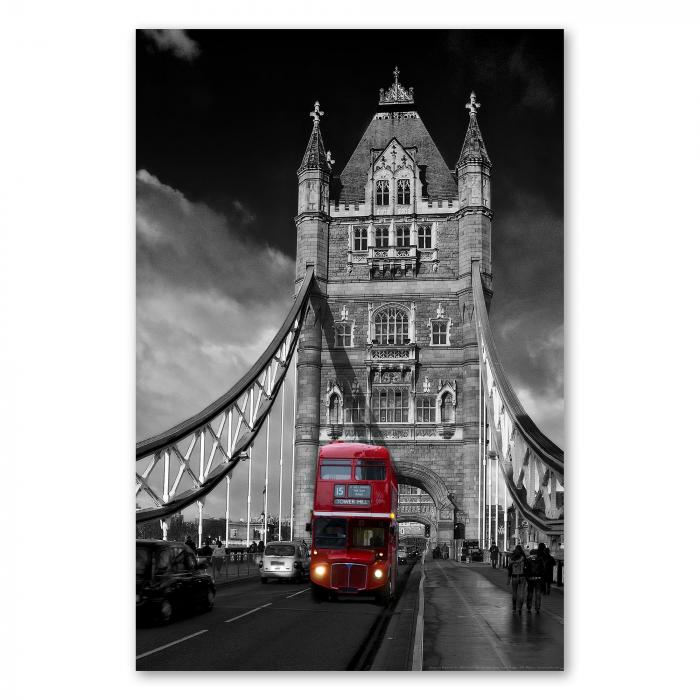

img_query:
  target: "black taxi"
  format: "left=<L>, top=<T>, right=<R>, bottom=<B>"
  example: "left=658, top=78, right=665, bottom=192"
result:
left=136, top=539, right=215, bottom=624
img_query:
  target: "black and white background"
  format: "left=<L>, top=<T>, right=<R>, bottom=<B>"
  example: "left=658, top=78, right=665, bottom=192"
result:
left=3, top=0, right=699, bottom=695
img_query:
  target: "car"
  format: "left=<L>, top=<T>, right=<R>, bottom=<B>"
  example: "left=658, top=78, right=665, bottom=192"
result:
left=136, top=539, right=215, bottom=625
left=259, top=541, right=310, bottom=583
left=397, top=545, right=408, bottom=564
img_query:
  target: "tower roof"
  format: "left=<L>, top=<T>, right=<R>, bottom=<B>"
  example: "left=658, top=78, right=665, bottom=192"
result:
left=337, top=111, right=457, bottom=202
left=298, top=101, right=330, bottom=175
left=457, top=91, right=491, bottom=168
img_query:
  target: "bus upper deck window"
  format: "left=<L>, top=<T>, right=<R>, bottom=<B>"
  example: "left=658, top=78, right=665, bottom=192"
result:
left=355, top=460, right=386, bottom=481
left=319, top=459, right=352, bottom=480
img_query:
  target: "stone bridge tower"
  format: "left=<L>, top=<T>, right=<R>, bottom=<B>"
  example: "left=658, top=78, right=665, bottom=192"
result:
left=293, top=70, right=492, bottom=547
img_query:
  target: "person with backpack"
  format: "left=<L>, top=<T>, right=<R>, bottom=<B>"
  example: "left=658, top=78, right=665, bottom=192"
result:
left=525, top=543, right=547, bottom=613
left=507, top=544, right=527, bottom=614
left=489, top=540, right=499, bottom=568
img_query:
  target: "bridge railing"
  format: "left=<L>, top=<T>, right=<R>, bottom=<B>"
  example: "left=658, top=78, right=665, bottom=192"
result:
left=135, top=268, right=315, bottom=533
left=472, top=261, right=564, bottom=541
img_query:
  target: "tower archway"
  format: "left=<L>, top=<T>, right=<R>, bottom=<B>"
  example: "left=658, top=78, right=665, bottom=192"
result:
left=393, top=459, right=458, bottom=512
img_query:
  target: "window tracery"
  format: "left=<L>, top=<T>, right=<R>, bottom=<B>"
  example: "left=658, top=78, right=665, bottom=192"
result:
left=397, top=179, right=410, bottom=205
left=375, top=180, right=389, bottom=206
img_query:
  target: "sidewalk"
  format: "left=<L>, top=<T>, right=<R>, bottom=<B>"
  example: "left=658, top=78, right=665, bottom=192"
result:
left=421, top=559, right=564, bottom=671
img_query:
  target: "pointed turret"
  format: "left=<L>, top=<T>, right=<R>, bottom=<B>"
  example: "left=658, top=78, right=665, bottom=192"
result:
left=456, top=92, right=491, bottom=167
left=456, top=91, right=493, bottom=286
left=295, top=101, right=331, bottom=289
left=298, top=101, right=331, bottom=175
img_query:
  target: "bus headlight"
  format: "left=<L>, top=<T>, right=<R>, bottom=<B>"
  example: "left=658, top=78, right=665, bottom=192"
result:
left=373, top=568, right=384, bottom=579
left=314, top=565, right=327, bottom=577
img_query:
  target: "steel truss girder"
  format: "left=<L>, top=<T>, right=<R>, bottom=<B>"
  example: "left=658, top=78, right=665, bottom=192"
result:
left=472, top=261, right=564, bottom=535
left=135, top=268, right=314, bottom=524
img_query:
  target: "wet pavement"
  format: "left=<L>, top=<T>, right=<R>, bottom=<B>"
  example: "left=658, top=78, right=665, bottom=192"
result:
left=421, top=558, right=564, bottom=671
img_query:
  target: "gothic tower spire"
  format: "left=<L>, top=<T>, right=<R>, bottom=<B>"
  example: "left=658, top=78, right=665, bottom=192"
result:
left=298, top=101, right=331, bottom=174
left=295, top=99, right=331, bottom=286
left=456, top=91, right=493, bottom=289
left=457, top=92, right=491, bottom=167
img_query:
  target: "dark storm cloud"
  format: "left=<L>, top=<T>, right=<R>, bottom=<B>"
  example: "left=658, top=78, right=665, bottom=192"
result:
left=141, top=29, right=200, bottom=61
left=135, top=28, right=564, bottom=481
left=490, top=191, right=564, bottom=445
left=136, top=170, right=295, bottom=441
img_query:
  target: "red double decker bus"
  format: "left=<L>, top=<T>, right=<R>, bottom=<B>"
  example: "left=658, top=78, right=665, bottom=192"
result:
left=309, top=442, right=398, bottom=603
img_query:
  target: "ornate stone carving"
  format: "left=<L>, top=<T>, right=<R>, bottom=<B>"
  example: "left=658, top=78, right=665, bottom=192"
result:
left=466, top=90, right=481, bottom=115
left=372, top=348, right=411, bottom=360
left=379, top=66, right=415, bottom=105
left=416, top=429, right=437, bottom=438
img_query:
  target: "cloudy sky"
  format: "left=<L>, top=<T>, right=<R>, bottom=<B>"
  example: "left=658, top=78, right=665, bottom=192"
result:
left=136, top=29, right=563, bottom=524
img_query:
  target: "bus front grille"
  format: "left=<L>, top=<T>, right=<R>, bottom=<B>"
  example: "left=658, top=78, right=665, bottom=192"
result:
left=331, top=563, right=368, bottom=591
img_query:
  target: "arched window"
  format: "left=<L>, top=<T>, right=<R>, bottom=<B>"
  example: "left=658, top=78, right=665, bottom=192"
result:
left=353, top=227, right=367, bottom=251
left=396, top=225, right=411, bottom=247
left=329, top=394, right=341, bottom=424
left=375, top=180, right=389, bottom=206
left=374, top=306, right=409, bottom=345
left=416, top=396, right=436, bottom=423
left=441, top=394, right=455, bottom=423
left=335, top=322, right=352, bottom=347
left=344, top=394, right=365, bottom=423
left=372, top=387, right=409, bottom=423
left=375, top=226, right=389, bottom=248
left=418, top=224, right=432, bottom=249
left=431, top=320, right=448, bottom=345
left=397, top=179, right=410, bottom=205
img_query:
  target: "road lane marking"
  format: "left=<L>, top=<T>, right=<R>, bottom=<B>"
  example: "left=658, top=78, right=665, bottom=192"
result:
left=136, top=629, right=208, bottom=660
left=225, top=602, right=271, bottom=622
left=285, top=588, right=310, bottom=599
left=411, top=552, right=425, bottom=672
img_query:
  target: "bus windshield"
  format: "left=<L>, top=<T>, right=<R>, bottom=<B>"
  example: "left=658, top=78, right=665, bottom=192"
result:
left=314, top=518, right=347, bottom=548
left=351, top=524, right=386, bottom=548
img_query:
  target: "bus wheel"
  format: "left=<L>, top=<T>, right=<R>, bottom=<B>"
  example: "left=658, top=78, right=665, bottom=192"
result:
left=311, top=583, right=327, bottom=602
left=377, top=578, right=393, bottom=606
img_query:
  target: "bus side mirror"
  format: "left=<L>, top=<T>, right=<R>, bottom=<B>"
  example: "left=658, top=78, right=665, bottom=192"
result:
left=305, top=522, right=311, bottom=532
left=390, top=525, right=396, bottom=535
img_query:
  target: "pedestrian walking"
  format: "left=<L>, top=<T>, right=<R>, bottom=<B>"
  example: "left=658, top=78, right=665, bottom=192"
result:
left=507, top=544, right=527, bottom=614
left=211, top=539, right=226, bottom=580
left=200, top=538, right=213, bottom=572
left=184, top=535, right=197, bottom=554
left=525, top=543, right=546, bottom=613
left=489, top=540, right=499, bottom=568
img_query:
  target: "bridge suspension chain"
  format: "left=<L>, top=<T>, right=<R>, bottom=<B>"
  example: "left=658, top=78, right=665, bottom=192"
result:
left=135, top=268, right=315, bottom=526
left=471, top=261, right=564, bottom=540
